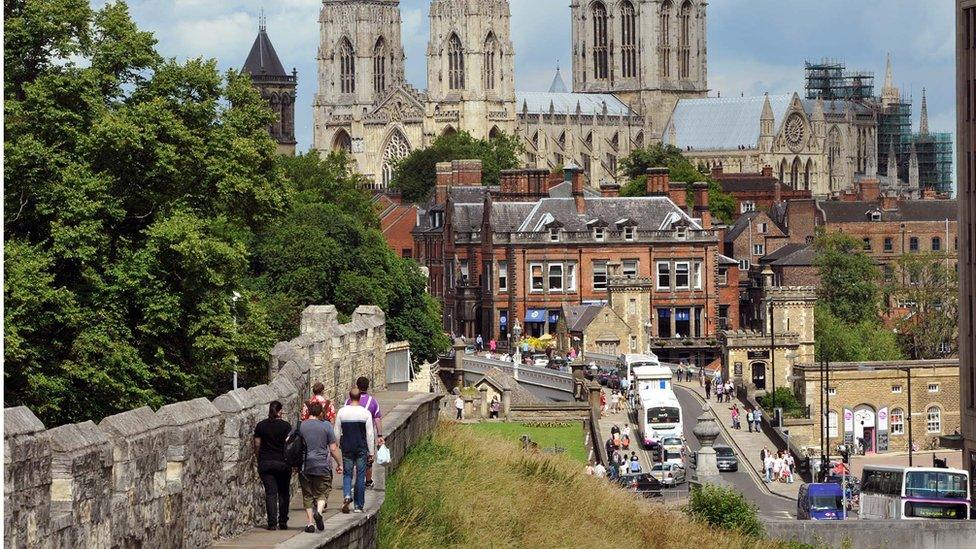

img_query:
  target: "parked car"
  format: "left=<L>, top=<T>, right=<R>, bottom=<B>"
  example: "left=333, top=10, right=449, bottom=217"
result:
left=690, top=445, right=738, bottom=472
left=613, top=472, right=664, bottom=497
left=649, top=462, right=686, bottom=486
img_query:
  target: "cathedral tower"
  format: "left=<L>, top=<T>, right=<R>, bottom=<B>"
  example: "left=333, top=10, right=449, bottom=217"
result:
left=570, top=0, right=707, bottom=133
left=243, top=19, right=297, bottom=155
left=426, top=0, right=517, bottom=138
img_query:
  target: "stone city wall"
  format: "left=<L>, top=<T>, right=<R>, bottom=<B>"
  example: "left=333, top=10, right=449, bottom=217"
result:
left=766, top=518, right=976, bottom=549
left=4, top=305, right=387, bottom=549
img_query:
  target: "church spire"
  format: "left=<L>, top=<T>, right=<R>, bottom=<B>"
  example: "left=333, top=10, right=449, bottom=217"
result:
left=881, top=53, right=900, bottom=108
left=919, top=88, right=929, bottom=136
left=549, top=61, right=568, bottom=93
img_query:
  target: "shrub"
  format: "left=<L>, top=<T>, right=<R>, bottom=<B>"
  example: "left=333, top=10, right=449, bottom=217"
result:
left=688, top=483, right=765, bottom=538
left=757, top=388, right=803, bottom=417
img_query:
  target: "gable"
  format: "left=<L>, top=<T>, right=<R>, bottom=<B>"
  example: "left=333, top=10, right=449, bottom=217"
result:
left=369, top=85, right=425, bottom=122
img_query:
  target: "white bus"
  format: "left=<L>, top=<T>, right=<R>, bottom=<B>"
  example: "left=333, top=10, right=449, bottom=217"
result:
left=620, top=353, right=660, bottom=390
left=859, top=465, right=970, bottom=520
left=632, top=364, right=673, bottom=393
left=637, top=389, right=682, bottom=448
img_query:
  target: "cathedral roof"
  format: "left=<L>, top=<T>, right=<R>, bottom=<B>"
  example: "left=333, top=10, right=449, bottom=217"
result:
left=516, top=91, right=632, bottom=116
left=667, top=94, right=794, bottom=151
left=548, top=66, right=568, bottom=93
left=243, top=27, right=287, bottom=77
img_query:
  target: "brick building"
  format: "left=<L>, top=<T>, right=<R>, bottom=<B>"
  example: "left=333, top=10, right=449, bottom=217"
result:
left=413, top=161, right=740, bottom=368
left=374, top=192, right=419, bottom=259
left=711, top=165, right=812, bottom=220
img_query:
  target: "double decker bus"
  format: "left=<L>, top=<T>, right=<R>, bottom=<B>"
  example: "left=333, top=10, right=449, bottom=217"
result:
left=859, top=466, right=970, bottom=520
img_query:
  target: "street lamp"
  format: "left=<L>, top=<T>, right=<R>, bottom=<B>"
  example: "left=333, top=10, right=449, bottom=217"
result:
left=858, top=364, right=913, bottom=466
left=231, top=291, right=242, bottom=390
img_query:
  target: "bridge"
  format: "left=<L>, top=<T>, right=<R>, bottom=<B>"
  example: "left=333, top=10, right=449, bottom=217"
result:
left=444, top=354, right=576, bottom=401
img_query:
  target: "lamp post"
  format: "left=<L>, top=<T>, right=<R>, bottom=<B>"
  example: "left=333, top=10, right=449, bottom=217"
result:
left=231, top=291, right=242, bottom=390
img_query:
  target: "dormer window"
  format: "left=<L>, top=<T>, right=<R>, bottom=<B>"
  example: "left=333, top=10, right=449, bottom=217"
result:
left=870, top=211, right=882, bottom=222
left=431, top=211, right=444, bottom=229
left=593, top=227, right=606, bottom=241
left=675, top=226, right=687, bottom=239
left=623, top=226, right=635, bottom=241
left=549, top=227, right=560, bottom=242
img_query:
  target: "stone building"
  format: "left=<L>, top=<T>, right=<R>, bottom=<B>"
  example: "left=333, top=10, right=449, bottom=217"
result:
left=957, top=0, right=976, bottom=499
left=413, top=161, right=740, bottom=368
left=311, top=0, right=707, bottom=188
left=242, top=21, right=297, bottom=155
left=560, top=303, right=635, bottom=356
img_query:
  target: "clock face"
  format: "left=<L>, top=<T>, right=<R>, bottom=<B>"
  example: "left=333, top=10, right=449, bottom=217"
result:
left=784, top=113, right=805, bottom=152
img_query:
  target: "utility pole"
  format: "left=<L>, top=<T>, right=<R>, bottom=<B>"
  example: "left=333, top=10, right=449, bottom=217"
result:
left=819, top=357, right=825, bottom=481
left=769, top=300, right=776, bottom=423
left=906, top=367, right=914, bottom=467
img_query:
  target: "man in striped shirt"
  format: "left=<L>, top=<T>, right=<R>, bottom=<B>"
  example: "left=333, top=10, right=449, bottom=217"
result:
left=335, top=389, right=375, bottom=513
left=346, top=377, right=384, bottom=487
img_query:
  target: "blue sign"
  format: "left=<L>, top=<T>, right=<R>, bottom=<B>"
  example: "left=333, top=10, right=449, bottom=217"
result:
left=499, top=312, right=508, bottom=327
left=525, top=309, right=546, bottom=323
left=548, top=312, right=560, bottom=324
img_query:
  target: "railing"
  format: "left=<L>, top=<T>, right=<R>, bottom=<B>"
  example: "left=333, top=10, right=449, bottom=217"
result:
left=459, top=355, right=574, bottom=393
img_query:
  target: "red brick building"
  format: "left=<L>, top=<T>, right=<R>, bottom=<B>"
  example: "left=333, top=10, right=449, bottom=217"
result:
left=413, top=161, right=740, bottom=366
left=374, top=192, right=419, bottom=259
left=712, top=165, right=812, bottom=220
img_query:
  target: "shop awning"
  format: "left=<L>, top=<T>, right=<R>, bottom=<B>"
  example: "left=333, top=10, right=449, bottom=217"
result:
left=524, top=309, right=547, bottom=323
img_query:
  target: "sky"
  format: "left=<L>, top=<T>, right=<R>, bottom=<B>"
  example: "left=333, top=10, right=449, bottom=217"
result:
left=113, top=0, right=957, bottom=152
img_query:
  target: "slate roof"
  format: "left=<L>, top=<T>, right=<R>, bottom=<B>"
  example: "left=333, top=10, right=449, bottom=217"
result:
left=548, top=67, right=568, bottom=93
left=717, top=254, right=739, bottom=266
left=819, top=199, right=958, bottom=223
left=562, top=304, right=605, bottom=333
left=517, top=91, right=632, bottom=116
left=724, top=211, right=761, bottom=243
left=716, top=174, right=792, bottom=193
left=518, top=196, right=699, bottom=233
left=475, top=367, right=541, bottom=405
left=548, top=180, right=601, bottom=198
left=762, top=243, right=815, bottom=267
left=243, top=29, right=286, bottom=76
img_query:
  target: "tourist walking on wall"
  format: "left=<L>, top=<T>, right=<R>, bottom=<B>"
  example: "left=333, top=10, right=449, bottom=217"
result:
left=489, top=396, right=500, bottom=419
left=254, top=401, right=293, bottom=530
left=297, top=402, right=343, bottom=532
left=753, top=408, right=763, bottom=432
left=725, top=381, right=734, bottom=403
left=746, top=409, right=754, bottom=433
left=730, top=404, right=740, bottom=430
left=763, top=451, right=774, bottom=483
left=301, top=382, right=337, bottom=424
left=336, top=389, right=376, bottom=514
left=715, top=381, right=724, bottom=403
left=704, top=378, right=712, bottom=400
left=345, top=377, right=384, bottom=489
left=454, top=394, right=464, bottom=420
left=476, top=334, right=484, bottom=351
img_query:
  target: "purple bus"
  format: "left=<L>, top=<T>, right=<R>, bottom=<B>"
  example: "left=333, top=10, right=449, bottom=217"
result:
left=859, top=466, right=970, bottom=520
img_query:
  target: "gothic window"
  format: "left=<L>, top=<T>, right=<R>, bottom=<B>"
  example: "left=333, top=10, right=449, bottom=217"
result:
left=332, top=129, right=352, bottom=153
left=339, top=38, right=355, bottom=94
left=790, top=157, right=801, bottom=189
left=448, top=33, right=464, bottom=90
left=585, top=132, right=593, bottom=149
left=483, top=32, right=497, bottom=91
left=281, top=93, right=294, bottom=137
left=382, top=129, right=410, bottom=187
left=373, top=37, right=387, bottom=95
left=659, top=1, right=672, bottom=78
left=828, top=127, right=842, bottom=191
left=489, top=126, right=501, bottom=140
left=558, top=131, right=566, bottom=149
left=620, top=1, right=637, bottom=79
left=678, top=1, right=691, bottom=79
left=779, top=159, right=786, bottom=183
left=269, top=93, right=281, bottom=137
left=592, top=2, right=609, bottom=80
left=635, top=131, right=644, bottom=148
left=804, top=159, right=813, bottom=191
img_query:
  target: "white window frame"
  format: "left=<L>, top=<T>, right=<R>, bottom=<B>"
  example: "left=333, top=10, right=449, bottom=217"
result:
left=460, top=260, right=469, bottom=282
left=622, top=259, right=639, bottom=278
left=927, top=383, right=939, bottom=393
left=890, top=409, right=904, bottom=435
left=758, top=222, right=768, bottom=234
left=656, top=261, right=671, bottom=290
left=739, top=258, right=751, bottom=271
left=717, top=267, right=728, bottom=286
left=593, top=261, right=608, bottom=291
left=566, top=263, right=577, bottom=291
left=529, top=262, right=544, bottom=293
left=549, top=227, right=560, bottom=242
left=674, top=261, right=690, bottom=289
left=693, top=261, right=703, bottom=289
left=891, top=385, right=902, bottom=394
left=741, top=201, right=756, bottom=213
left=593, top=227, right=606, bottom=241
left=827, top=411, right=839, bottom=438
left=629, top=335, right=638, bottom=351
left=498, top=263, right=508, bottom=292
left=548, top=263, right=564, bottom=292
left=870, top=211, right=882, bottom=222
left=926, top=406, right=941, bottom=434
left=826, top=387, right=837, bottom=396
left=623, top=226, right=636, bottom=241
left=753, top=244, right=765, bottom=256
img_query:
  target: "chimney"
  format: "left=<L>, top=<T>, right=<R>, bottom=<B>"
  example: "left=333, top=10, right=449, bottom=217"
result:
left=710, top=165, right=724, bottom=178
left=880, top=193, right=899, bottom=211
left=435, top=161, right=453, bottom=204
left=454, top=159, right=483, bottom=186
left=774, top=180, right=782, bottom=205
left=600, top=180, right=621, bottom=198
left=668, top=181, right=688, bottom=209
left=859, top=177, right=880, bottom=202
left=566, top=165, right=585, bottom=214
left=692, top=181, right=711, bottom=229
left=761, top=164, right=773, bottom=177
left=645, top=167, right=670, bottom=196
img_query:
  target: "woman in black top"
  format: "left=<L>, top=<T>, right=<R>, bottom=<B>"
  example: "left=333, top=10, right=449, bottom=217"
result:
left=254, top=401, right=293, bottom=530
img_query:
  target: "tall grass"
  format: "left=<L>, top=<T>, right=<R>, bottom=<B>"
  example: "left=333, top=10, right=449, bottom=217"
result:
left=379, top=423, right=785, bottom=549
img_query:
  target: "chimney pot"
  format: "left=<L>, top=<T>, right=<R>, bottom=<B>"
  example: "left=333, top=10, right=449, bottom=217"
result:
left=645, top=167, right=670, bottom=197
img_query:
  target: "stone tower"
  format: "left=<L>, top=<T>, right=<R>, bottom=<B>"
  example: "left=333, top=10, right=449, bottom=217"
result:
left=880, top=53, right=900, bottom=109
left=426, top=0, right=517, bottom=139
left=243, top=19, right=297, bottom=155
left=312, top=0, right=406, bottom=150
left=570, top=0, right=707, bottom=135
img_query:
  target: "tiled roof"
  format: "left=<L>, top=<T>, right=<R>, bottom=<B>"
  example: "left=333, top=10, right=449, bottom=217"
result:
left=819, top=199, right=958, bottom=223
left=562, top=304, right=605, bottom=333
left=724, top=211, right=760, bottom=242
left=242, top=29, right=286, bottom=76
left=516, top=91, right=632, bottom=116
left=476, top=367, right=541, bottom=405
left=764, top=243, right=815, bottom=267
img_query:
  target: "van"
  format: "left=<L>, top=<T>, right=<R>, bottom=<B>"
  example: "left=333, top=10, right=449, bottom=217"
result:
left=797, top=483, right=845, bottom=520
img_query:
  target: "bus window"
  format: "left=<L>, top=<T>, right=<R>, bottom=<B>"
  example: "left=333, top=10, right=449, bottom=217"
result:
left=906, top=471, right=969, bottom=499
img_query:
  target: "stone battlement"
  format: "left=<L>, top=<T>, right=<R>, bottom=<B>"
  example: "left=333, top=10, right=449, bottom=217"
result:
left=4, top=305, right=389, bottom=549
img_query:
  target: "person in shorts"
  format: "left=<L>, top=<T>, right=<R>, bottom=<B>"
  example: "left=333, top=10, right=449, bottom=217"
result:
left=298, top=402, right=343, bottom=533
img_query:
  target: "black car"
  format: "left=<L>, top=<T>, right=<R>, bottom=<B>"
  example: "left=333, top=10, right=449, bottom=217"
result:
left=690, top=445, right=738, bottom=472
left=613, top=472, right=664, bottom=497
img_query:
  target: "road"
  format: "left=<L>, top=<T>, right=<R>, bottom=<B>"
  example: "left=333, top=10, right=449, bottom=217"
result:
left=673, top=385, right=794, bottom=519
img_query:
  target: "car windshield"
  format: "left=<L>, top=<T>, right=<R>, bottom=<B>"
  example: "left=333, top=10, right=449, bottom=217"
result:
left=651, top=464, right=668, bottom=471
left=905, top=471, right=969, bottom=499
left=715, top=447, right=734, bottom=457
left=810, top=495, right=842, bottom=510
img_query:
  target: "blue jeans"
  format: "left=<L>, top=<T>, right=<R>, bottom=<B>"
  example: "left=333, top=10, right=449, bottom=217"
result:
left=342, top=451, right=369, bottom=510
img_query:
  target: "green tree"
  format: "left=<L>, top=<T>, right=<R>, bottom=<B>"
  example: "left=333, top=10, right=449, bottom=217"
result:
left=814, top=232, right=881, bottom=325
left=814, top=305, right=903, bottom=363
left=4, top=0, right=284, bottom=424
left=618, top=143, right=734, bottom=224
left=687, top=484, right=764, bottom=538
left=887, top=252, right=958, bottom=359
left=391, top=130, right=522, bottom=202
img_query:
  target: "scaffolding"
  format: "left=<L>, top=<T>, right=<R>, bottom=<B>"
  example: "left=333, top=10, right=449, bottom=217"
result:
left=804, top=59, right=875, bottom=101
left=877, top=100, right=913, bottom=180
left=914, top=132, right=954, bottom=194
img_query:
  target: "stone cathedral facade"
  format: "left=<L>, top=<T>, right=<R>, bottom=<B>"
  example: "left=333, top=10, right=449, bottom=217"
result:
left=311, top=0, right=708, bottom=189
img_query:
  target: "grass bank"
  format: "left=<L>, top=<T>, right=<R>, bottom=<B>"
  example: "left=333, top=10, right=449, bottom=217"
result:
left=378, top=422, right=783, bottom=549
left=464, top=421, right=588, bottom=464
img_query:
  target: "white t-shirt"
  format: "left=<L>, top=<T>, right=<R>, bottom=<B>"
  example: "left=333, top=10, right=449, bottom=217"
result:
left=773, top=458, right=784, bottom=473
left=455, top=396, right=464, bottom=410
left=594, top=464, right=607, bottom=478
left=764, top=456, right=774, bottom=470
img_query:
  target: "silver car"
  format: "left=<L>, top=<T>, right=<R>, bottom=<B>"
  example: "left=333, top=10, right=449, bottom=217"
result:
left=649, top=462, right=686, bottom=486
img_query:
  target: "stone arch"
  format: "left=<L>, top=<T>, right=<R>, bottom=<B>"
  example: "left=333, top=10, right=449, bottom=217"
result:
left=804, top=158, right=813, bottom=190
left=678, top=0, right=692, bottom=79
left=853, top=404, right=877, bottom=453
left=441, top=125, right=457, bottom=137
left=382, top=128, right=411, bottom=188
left=373, top=36, right=388, bottom=95
left=779, top=158, right=787, bottom=183
left=332, top=129, right=352, bottom=153
left=488, top=125, right=502, bottom=140
left=634, top=130, right=644, bottom=149
left=619, top=0, right=638, bottom=79
left=591, top=1, right=609, bottom=80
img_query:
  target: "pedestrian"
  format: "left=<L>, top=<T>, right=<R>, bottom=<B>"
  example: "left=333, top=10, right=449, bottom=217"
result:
left=600, top=391, right=607, bottom=416
left=489, top=396, right=500, bottom=419
left=753, top=408, right=763, bottom=432
left=746, top=409, right=754, bottom=432
left=489, top=339, right=497, bottom=352
left=704, top=378, right=712, bottom=400
left=345, top=377, right=384, bottom=489
left=715, top=382, right=724, bottom=403
left=594, top=461, right=607, bottom=478
left=254, top=401, right=292, bottom=530
left=676, top=366, right=683, bottom=383
left=726, top=381, right=735, bottom=402
left=301, top=382, right=337, bottom=424
left=785, top=453, right=796, bottom=484
left=621, top=424, right=631, bottom=439
left=454, top=394, right=464, bottom=420
left=773, top=452, right=785, bottom=482
left=730, top=404, right=740, bottom=430
left=297, top=401, right=343, bottom=532
left=585, top=460, right=596, bottom=475
left=629, top=452, right=642, bottom=473
left=605, top=437, right=615, bottom=459
left=763, top=451, right=774, bottom=483
left=335, top=389, right=376, bottom=514
left=476, top=334, right=484, bottom=351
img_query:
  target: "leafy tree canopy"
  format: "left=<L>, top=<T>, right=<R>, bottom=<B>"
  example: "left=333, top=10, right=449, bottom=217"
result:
left=886, top=252, right=958, bottom=359
left=814, top=231, right=881, bottom=325
left=618, top=144, right=734, bottom=224
left=391, top=130, right=522, bottom=202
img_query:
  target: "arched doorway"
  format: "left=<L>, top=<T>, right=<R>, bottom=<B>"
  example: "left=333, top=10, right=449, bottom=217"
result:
left=751, top=361, right=767, bottom=390
left=488, top=125, right=501, bottom=140
left=853, top=404, right=877, bottom=454
left=441, top=125, right=457, bottom=137
left=332, top=129, right=352, bottom=153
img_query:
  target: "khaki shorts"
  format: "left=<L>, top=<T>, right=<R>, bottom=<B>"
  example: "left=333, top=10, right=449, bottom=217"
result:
left=299, top=472, right=333, bottom=508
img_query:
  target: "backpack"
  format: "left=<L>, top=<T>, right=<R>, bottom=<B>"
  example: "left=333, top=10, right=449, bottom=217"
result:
left=284, top=420, right=307, bottom=469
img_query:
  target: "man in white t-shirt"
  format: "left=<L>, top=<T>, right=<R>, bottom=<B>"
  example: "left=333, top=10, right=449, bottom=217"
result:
left=594, top=462, right=607, bottom=478
left=763, top=454, right=774, bottom=483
